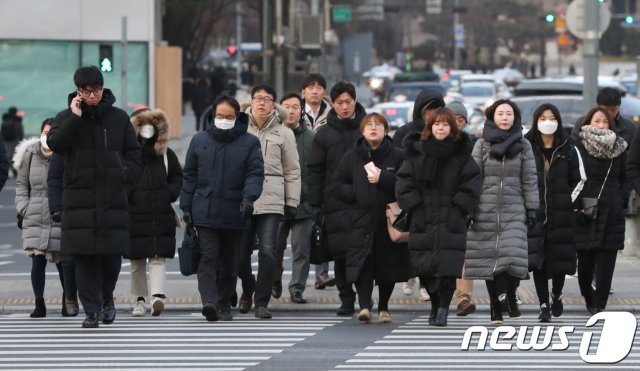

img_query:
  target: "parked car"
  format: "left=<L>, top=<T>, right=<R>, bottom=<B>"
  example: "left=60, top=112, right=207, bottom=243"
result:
left=387, top=81, right=446, bottom=102
left=459, top=82, right=498, bottom=109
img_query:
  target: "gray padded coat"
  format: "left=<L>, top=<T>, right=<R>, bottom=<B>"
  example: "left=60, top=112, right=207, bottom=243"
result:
left=14, top=138, right=61, bottom=252
left=464, top=138, right=539, bottom=280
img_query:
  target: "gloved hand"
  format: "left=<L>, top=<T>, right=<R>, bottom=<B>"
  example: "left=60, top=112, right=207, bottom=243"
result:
left=183, top=211, right=193, bottom=227
left=527, top=209, right=537, bottom=229
left=240, top=200, right=254, bottom=218
left=284, top=205, right=297, bottom=221
left=311, top=206, right=323, bottom=221
left=51, top=211, right=62, bottom=223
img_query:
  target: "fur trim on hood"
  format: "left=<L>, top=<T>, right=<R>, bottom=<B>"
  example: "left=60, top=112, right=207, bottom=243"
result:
left=12, top=137, right=40, bottom=170
left=130, top=109, right=170, bottom=156
left=240, top=102, right=289, bottom=123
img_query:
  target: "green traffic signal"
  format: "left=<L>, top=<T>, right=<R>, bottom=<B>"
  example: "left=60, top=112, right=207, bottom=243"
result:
left=625, top=15, right=634, bottom=24
left=545, top=13, right=555, bottom=23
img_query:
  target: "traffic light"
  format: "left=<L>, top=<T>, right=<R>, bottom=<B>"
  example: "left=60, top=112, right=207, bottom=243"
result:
left=99, top=44, right=114, bottom=73
left=625, top=15, right=634, bottom=24
left=227, top=44, right=237, bottom=56
left=545, top=12, right=555, bottom=23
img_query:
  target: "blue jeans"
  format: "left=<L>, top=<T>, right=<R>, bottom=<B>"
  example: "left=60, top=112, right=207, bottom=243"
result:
left=237, top=214, right=280, bottom=308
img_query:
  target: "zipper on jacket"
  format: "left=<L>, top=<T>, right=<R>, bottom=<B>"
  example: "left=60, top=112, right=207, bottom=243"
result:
left=492, top=156, right=506, bottom=275
left=543, top=146, right=561, bottom=225
left=147, top=165, right=158, bottom=257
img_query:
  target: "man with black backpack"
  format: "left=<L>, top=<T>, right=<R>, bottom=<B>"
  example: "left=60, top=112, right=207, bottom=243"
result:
left=1, top=107, right=25, bottom=178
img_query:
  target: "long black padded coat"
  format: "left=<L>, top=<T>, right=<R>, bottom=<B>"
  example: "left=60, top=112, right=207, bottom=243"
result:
left=396, top=132, right=481, bottom=278
left=524, top=131, right=580, bottom=276
left=333, top=136, right=410, bottom=284
left=574, top=141, right=627, bottom=252
left=308, top=103, right=366, bottom=260
left=126, top=110, right=183, bottom=260
left=47, top=90, right=142, bottom=255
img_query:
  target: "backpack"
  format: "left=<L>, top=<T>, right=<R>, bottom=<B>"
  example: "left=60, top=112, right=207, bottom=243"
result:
left=1, top=118, right=17, bottom=141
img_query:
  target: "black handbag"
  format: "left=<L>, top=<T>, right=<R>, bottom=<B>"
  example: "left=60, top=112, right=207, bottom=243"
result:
left=580, top=160, right=612, bottom=221
left=391, top=210, right=410, bottom=233
left=309, top=216, right=330, bottom=265
left=178, top=225, right=200, bottom=276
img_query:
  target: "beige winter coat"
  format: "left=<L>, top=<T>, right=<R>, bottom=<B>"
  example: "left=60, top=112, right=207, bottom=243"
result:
left=242, top=103, right=301, bottom=215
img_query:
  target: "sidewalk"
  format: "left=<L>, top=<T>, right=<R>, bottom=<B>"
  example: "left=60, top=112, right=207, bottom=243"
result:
left=3, top=114, right=640, bottom=315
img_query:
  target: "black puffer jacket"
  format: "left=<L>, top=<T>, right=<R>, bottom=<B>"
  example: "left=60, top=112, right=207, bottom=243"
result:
left=47, top=90, right=142, bottom=255
left=524, top=131, right=580, bottom=276
left=126, top=110, right=183, bottom=260
left=333, top=136, right=409, bottom=283
left=574, top=141, right=627, bottom=252
left=308, top=103, right=366, bottom=259
left=392, top=89, right=445, bottom=150
left=396, top=132, right=481, bottom=278
left=0, top=134, right=8, bottom=191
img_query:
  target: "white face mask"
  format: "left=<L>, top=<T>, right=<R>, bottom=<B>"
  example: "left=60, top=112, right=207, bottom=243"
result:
left=538, top=120, right=558, bottom=135
left=214, top=118, right=235, bottom=130
left=40, top=135, right=49, bottom=150
left=140, top=124, right=155, bottom=139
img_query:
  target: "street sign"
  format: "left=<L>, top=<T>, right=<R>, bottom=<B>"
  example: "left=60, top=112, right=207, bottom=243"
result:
left=565, top=0, right=611, bottom=39
left=332, top=5, right=352, bottom=23
left=426, top=0, right=442, bottom=15
left=455, top=24, right=465, bottom=48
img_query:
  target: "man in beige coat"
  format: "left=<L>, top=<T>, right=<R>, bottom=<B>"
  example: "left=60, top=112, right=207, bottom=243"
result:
left=236, top=84, right=301, bottom=319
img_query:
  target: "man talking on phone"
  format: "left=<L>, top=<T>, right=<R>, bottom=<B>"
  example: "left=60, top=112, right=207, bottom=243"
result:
left=47, top=65, right=142, bottom=328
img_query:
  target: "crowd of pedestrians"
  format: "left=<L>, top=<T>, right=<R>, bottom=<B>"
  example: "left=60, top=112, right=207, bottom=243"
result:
left=1, top=65, right=638, bottom=328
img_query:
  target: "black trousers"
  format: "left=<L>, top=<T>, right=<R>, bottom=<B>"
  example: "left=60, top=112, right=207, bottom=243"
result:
left=334, top=258, right=356, bottom=306
left=532, top=269, right=565, bottom=305
left=577, top=250, right=617, bottom=309
left=74, top=255, right=121, bottom=314
left=354, top=255, right=395, bottom=312
left=421, top=276, right=456, bottom=311
left=197, top=227, right=242, bottom=311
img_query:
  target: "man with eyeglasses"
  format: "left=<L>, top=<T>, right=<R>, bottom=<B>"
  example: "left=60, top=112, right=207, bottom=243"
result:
left=47, top=65, right=142, bottom=328
left=308, top=81, right=367, bottom=316
left=235, top=84, right=301, bottom=319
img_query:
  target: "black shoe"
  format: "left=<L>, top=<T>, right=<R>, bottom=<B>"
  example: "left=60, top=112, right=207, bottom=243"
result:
left=238, top=291, right=253, bottom=314
left=218, top=309, right=233, bottom=321
left=434, top=308, right=449, bottom=327
left=30, top=298, right=46, bottom=318
left=315, top=275, right=336, bottom=290
left=255, top=306, right=272, bottom=319
left=507, top=294, right=521, bottom=319
left=551, top=294, right=563, bottom=317
left=291, top=292, right=307, bottom=304
left=336, top=303, right=355, bottom=316
left=272, top=280, right=282, bottom=299
left=82, top=313, right=99, bottom=328
left=588, top=306, right=602, bottom=315
left=490, top=303, right=503, bottom=325
left=202, top=303, right=218, bottom=321
left=539, top=303, right=552, bottom=322
left=101, top=297, right=116, bottom=324
left=64, top=297, right=79, bottom=317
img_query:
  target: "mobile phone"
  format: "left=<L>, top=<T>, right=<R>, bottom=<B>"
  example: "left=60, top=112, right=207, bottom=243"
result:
left=364, top=162, right=377, bottom=176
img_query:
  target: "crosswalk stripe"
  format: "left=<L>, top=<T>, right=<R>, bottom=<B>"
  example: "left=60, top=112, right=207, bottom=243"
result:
left=333, top=314, right=640, bottom=369
left=0, top=314, right=340, bottom=370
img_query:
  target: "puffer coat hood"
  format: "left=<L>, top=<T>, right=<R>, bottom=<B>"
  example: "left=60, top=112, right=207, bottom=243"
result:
left=393, top=89, right=445, bottom=149
left=130, top=109, right=170, bottom=156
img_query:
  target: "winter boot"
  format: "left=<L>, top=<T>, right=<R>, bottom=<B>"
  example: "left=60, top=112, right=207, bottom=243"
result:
left=30, top=298, right=46, bottom=318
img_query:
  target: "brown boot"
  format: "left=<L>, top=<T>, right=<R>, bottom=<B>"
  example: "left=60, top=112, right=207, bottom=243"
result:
left=456, top=299, right=476, bottom=316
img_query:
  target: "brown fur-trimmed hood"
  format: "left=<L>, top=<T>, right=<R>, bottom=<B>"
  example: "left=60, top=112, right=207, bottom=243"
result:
left=130, top=109, right=170, bottom=155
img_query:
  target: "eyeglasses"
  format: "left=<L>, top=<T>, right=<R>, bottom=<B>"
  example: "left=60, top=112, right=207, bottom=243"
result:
left=77, top=88, right=103, bottom=98
left=252, top=96, right=274, bottom=103
left=215, top=114, right=236, bottom=120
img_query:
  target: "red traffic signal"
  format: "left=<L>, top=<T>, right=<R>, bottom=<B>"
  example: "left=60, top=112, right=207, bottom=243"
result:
left=227, top=45, right=237, bottom=56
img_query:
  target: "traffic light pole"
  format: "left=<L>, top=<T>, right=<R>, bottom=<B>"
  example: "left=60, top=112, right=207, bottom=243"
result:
left=453, top=0, right=461, bottom=70
left=582, top=0, right=599, bottom=111
left=236, top=2, right=243, bottom=86
left=121, top=16, right=128, bottom=111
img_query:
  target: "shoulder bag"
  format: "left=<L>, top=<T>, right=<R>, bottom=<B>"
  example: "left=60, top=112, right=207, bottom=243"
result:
left=386, top=202, right=409, bottom=243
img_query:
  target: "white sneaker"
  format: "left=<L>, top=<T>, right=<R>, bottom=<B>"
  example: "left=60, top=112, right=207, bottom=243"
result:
left=151, top=297, right=165, bottom=316
left=419, top=287, right=430, bottom=301
left=132, top=300, right=146, bottom=317
left=402, top=278, right=416, bottom=296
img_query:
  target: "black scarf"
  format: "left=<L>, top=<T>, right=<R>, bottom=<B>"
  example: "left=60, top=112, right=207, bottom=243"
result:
left=483, top=119, right=524, bottom=158
left=418, top=137, right=457, bottom=184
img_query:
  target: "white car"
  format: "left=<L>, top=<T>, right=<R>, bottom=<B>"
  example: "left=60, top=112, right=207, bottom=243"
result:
left=371, top=95, right=414, bottom=130
left=459, top=82, right=498, bottom=109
